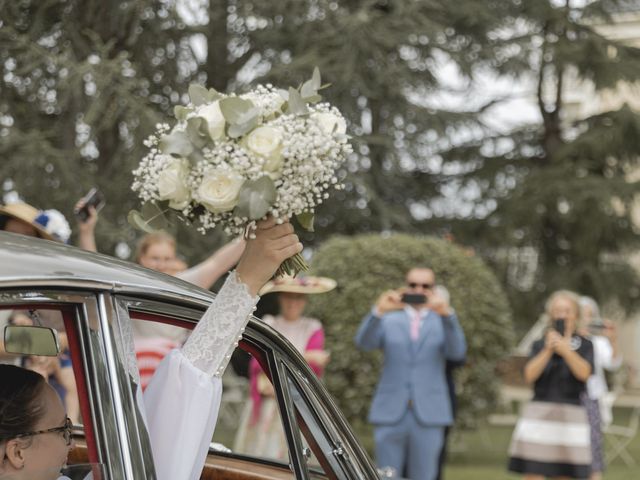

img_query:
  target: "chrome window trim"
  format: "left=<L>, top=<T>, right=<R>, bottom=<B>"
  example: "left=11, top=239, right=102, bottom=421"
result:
left=270, top=351, right=311, bottom=479
left=0, top=290, right=130, bottom=479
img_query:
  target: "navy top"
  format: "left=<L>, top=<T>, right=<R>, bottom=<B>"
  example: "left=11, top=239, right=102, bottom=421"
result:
left=529, top=335, right=594, bottom=405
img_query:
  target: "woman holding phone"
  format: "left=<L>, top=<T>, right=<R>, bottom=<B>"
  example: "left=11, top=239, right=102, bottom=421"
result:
left=508, top=290, right=594, bottom=479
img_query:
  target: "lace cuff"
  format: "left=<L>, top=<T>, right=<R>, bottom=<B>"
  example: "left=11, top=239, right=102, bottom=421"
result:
left=182, top=271, right=259, bottom=377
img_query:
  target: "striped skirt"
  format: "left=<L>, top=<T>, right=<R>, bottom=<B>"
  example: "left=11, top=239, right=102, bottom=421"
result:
left=508, top=401, right=591, bottom=478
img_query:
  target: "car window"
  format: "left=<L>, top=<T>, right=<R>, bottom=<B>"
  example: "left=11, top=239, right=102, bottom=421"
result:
left=1, top=309, right=83, bottom=428
left=0, top=305, right=107, bottom=476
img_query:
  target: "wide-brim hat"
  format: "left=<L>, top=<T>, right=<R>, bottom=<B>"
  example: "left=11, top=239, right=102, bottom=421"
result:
left=0, top=203, right=54, bottom=241
left=259, top=275, right=337, bottom=296
left=0, top=203, right=70, bottom=243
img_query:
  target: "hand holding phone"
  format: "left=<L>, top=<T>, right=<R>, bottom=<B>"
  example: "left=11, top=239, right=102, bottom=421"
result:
left=75, top=188, right=105, bottom=223
left=401, top=293, right=427, bottom=305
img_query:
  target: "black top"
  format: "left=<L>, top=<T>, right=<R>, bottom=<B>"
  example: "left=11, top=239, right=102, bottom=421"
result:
left=529, top=335, right=594, bottom=405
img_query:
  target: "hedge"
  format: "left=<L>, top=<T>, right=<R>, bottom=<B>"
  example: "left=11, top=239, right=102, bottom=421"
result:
left=307, top=233, right=514, bottom=430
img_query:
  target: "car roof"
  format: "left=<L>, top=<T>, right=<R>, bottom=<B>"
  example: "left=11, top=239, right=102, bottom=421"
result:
left=0, top=231, right=213, bottom=303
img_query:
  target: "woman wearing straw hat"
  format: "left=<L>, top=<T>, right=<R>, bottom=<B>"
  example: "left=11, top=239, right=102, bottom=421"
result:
left=0, top=202, right=72, bottom=243
left=233, top=275, right=336, bottom=459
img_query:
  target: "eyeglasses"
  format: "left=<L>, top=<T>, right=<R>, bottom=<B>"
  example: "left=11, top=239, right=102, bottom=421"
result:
left=16, top=417, right=73, bottom=446
left=407, top=282, right=434, bottom=289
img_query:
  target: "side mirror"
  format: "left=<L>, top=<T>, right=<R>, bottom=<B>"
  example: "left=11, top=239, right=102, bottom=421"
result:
left=3, top=325, right=60, bottom=356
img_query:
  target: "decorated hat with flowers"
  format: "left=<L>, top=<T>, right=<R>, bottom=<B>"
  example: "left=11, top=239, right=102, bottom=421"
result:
left=0, top=202, right=72, bottom=243
left=259, top=275, right=337, bottom=296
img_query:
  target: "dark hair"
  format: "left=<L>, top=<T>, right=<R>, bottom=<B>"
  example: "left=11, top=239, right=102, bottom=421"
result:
left=0, top=364, right=47, bottom=444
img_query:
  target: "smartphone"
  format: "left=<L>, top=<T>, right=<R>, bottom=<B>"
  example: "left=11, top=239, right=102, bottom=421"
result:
left=401, top=293, right=427, bottom=305
left=553, top=318, right=565, bottom=335
left=75, top=188, right=105, bottom=222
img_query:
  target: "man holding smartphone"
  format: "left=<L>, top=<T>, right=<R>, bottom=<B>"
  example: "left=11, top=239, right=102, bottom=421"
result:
left=355, top=267, right=467, bottom=480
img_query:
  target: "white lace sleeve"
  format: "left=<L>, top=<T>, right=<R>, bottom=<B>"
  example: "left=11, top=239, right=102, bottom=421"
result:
left=181, top=271, right=259, bottom=377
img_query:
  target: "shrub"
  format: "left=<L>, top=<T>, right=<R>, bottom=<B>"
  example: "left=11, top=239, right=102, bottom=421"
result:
left=307, top=233, right=514, bottom=430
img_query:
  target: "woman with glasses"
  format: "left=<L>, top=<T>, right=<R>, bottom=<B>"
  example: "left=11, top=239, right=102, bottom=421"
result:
left=0, top=365, right=73, bottom=479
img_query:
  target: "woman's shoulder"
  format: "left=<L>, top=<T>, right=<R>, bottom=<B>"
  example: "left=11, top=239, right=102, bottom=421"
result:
left=301, top=316, right=323, bottom=332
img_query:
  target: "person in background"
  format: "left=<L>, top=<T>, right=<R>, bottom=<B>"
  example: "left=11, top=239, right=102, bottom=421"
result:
left=0, top=202, right=71, bottom=243
left=74, top=198, right=246, bottom=291
left=508, top=290, right=594, bottom=480
left=355, top=267, right=467, bottom=480
left=7, top=311, right=80, bottom=425
left=433, top=284, right=466, bottom=480
left=578, top=296, right=622, bottom=480
left=234, top=275, right=335, bottom=459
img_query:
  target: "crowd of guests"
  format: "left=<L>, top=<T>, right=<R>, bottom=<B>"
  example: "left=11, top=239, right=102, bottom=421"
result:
left=0, top=197, right=626, bottom=480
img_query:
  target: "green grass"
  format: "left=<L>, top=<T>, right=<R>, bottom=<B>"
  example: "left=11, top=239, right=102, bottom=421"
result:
left=443, top=408, right=640, bottom=480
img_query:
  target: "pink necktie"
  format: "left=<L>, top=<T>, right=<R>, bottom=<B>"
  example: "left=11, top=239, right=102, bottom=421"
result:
left=410, top=310, right=421, bottom=341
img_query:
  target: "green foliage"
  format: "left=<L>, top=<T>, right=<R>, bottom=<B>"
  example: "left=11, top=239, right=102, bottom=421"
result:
left=440, top=1, right=640, bottom=330
left=307, top=233, right=514, bottom=430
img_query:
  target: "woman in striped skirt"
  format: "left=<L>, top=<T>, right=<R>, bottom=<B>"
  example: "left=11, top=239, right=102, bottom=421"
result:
left=508, top=290, right=594, bottom=479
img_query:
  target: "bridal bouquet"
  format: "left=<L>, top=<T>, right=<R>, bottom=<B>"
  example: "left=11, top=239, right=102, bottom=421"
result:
left=131, top=69, right=352, bottom=276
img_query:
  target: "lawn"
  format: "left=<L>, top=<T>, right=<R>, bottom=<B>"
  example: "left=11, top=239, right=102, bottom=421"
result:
left=442, top=407, right=640, bottom=480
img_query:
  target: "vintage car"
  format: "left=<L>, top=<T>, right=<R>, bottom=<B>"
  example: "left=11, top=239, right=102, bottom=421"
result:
left=0, top=231, right=382, bottom=479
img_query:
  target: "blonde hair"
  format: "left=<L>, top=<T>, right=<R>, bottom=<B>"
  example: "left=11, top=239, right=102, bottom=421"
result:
left=134, top=232, right=176, bottom=263
left=544, top=290, right=582, bottom=322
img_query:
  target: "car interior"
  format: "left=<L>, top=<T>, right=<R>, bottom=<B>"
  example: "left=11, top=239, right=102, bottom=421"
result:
left=1, top=303, right=336, bottom=480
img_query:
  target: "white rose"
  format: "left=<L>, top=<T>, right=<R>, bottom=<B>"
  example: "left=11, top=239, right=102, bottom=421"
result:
left=198, top=101, right=226, bottom=140
left=197, top=169, right=244, bottom=213
left=157, top=156, right=191, bottom=209
left=312, top=112, right=347, bottom=135
left=245, top=126, right=284, bottom=178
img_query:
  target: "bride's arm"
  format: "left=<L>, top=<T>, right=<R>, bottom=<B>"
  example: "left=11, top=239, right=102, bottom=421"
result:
left=143, top=218, right=301, bottom=480
left=181, top=219, right=301, bottom=376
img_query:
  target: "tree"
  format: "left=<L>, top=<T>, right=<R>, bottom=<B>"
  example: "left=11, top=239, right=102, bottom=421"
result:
left=0, top=0, right=504, bottom=262
left=0, top=0, right=230, bottom=258
left=436, top=1, right=640, bottom=329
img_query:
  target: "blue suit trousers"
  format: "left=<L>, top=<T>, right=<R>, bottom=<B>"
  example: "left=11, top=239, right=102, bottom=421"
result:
left=374, top=408, right=444, bottom=480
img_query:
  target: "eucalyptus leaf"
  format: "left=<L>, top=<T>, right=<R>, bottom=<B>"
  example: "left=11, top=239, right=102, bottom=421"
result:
left=219, top=97, right=257, bottom=125
left=303, top=94, right=322, bottom=104
left=234, top=176, right=277, bottom=220
left=300, top=67, right=322, bottom=99
left=311, top=67, right=321, bottom=90
left=128, top=204, right=169, bottom=233
left=286, top=87, right=309, bottom=115
left=186, top=117, right=209, bottom=148
left=174, top=105, right=191, bottom=121
left=228, top=116, right=260, bottom=138
left=296, top=212, right=315, bottom=232
left=207, top=87, right=222, bottom=101
left=188, top=84, right=211, bottom=106
left=159, top=130, right=193, bottom=157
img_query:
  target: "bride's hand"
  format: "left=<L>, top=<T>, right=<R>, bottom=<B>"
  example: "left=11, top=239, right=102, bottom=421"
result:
left=236, top=217, right=302, bottom=296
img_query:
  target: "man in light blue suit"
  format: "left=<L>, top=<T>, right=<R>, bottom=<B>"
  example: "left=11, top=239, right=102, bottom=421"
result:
left=355, top=267, right=467, bottom=480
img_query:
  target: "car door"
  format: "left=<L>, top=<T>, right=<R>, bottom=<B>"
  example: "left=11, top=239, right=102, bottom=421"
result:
left=114, top=293, right=379, bottom=480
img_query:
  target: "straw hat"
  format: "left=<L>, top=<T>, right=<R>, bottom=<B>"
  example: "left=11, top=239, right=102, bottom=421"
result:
left=259, top=275, right=337, bottom=296
left=0, top=203, right=71, bottom=243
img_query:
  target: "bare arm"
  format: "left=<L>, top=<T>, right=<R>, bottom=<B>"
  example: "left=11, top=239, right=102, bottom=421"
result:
left=524, top=345, right=554, bottom=384
left=56, top=365, right=81, bottom=424
left=553, top=334, right=592, bottom=382
left=75, top=204, right=98, bottom=253
left=177, top=237, right=246, bottom=289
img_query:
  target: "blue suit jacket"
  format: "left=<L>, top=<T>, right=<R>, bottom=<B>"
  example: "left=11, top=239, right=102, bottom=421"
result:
left=355, top=308, right=467, bottom=427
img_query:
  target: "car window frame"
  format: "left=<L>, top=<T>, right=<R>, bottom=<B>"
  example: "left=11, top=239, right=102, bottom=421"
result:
left=0, top=289, right=149, bottom=479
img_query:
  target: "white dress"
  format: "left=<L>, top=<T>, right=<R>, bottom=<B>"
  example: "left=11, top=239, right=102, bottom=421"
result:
left=142, top=271, right=258, bottom=480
